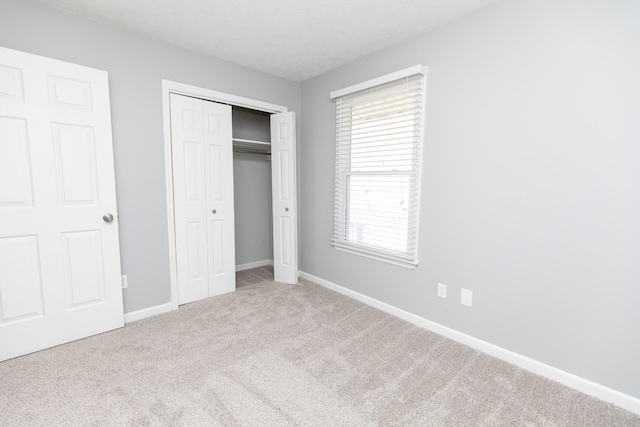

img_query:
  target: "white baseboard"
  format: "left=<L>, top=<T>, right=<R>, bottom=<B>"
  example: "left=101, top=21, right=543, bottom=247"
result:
left=124, top=302, right=173, bottom=324
left=299, top=271, right=640, bottom=415
left=236, top=259, right=273, bottom=272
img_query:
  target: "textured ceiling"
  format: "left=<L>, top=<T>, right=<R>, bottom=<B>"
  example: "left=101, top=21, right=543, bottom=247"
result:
left=36, top=0, right=499, bottom=81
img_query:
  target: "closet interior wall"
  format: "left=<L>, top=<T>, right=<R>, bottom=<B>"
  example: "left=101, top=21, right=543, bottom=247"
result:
left=231, top=107, right=273, bottom=267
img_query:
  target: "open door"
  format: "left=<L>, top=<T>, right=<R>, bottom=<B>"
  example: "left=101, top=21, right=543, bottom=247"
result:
left=270, top=112, right=298, bottom=284
left=0, top=47, right=124, bottom=361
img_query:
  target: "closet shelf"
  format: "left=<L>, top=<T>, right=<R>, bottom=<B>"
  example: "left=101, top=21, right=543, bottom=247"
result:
left=233, top=138, right=271, bottom=154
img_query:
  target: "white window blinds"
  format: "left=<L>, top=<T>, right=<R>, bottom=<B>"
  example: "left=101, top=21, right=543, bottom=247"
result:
left=331, top=66, right=426, bottom=268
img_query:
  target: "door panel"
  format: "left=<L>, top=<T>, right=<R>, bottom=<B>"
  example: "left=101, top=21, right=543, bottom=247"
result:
left=203, top=101, right=235, bottom=296
left=210, top=220, right=225, bottom=275
left=280, top=217, right=292, bottom=266
left=271, top=112, right=298, bottom=284
left=171, top=94, right=209, bottom=304
left=208, top=145, right=223, bottom=201
left=0, top=235, right=43, bottom=321
left=170, top=94, right=235, bottom=303
left=0, top=117, right=32, bottom=206
left=48, top=76, right=92, bottom=110
left=52, top=124, right=98, bottom=204
left=278, top=151, right=291, bottom=201
left=186, top=222, right=204, bottom=279
left=183, top=141, right=200, bottom=203
left=0, top=65, right=24, bottom=101
left=0, top=47, right=124, bottom=361
left=62, top=230, right=105, bottom=307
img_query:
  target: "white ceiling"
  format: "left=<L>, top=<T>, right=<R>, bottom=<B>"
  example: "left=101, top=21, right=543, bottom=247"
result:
left=37, top=0, right=499, bottom=82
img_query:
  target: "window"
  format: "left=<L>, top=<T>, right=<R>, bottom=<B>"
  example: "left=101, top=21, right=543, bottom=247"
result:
left=330, top=66, right=426, bottom=268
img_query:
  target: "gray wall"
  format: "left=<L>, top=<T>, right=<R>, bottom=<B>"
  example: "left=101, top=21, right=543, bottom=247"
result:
left=233, top=154, right=273, bottom=266
left=0, top=0, right=300, bottom=313
left=300, top=0, right=640, bottom=398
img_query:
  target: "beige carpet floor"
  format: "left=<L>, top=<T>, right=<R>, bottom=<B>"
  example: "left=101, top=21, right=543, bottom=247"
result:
left=1, top=266, right=639, bottom=426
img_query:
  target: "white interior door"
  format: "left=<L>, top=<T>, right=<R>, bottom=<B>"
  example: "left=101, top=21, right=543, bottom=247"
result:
left=170, top=94, right=235, bottom=304
left=270, top=112, right=298, bottom=284
left=0, top=47, right=124, bottom=361
left=203, top=100, right=236, bottom=297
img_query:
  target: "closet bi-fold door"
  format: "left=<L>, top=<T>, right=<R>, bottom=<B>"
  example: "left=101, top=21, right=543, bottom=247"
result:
left=271, top=112, right=298, bottom=284
left=170, top=94, right=236, bottom=305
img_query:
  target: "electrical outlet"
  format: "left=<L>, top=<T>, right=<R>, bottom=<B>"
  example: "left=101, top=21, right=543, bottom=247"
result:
left=461, top=288, right=472, bottom=307
left=121, top=275, right=128, bottom=289
left=437, top=283, right=447, bottom=298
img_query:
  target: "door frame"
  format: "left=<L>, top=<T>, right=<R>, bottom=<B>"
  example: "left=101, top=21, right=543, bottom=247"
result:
left=162, top=80, right=288, bottom=310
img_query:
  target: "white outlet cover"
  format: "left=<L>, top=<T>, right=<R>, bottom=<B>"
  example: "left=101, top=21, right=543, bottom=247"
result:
left=461, top=288, right=473, bottom=307
left=437, top=283, right=447, bottom=298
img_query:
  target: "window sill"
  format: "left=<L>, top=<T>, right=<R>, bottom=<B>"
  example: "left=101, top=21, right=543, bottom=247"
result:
left=332, top=242, right=418, bottom=270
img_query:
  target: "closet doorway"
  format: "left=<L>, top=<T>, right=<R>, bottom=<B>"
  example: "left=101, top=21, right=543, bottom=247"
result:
left=162, top=80, right=298, bottom=309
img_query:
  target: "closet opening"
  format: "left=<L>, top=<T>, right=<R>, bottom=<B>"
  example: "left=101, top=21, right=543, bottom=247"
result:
left=162, top=80, right=298, bottom=310
left=232, top=107, right=272, bottom=155
left=231, top=107, right=274, bottom=273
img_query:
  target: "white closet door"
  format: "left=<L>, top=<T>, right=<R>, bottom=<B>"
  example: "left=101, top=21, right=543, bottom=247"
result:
left=203, top=100, right=236, bottom=296
left=170, top=94, right=208, bottom=304
left=170, top=94, right=235, bottom=304
left=271, top=112, right=298, bottom=284
left=0, top=47, right=124, bottom=361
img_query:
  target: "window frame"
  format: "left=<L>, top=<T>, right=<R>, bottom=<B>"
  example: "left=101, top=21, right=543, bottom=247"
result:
left=330, top=65, right=427, bottom=269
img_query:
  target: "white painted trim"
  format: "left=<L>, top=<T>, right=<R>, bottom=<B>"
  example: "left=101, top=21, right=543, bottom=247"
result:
left=330, top=65, right=426, bottom=99
left=299, top=271, right=640, bottom=415
left=162, top=80, right=289, bottom=310
left=162, top=80, right=287, bottom=114
left=124, top=302, right=173, bottom=324
left=236, top=259, right=273, bottom=272
left=162, top=82, right=180, bottom=311
left=333, top=243, right=418, bottom=269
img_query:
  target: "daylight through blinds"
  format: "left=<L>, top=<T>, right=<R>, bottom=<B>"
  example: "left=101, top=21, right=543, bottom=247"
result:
left=332, top=70, right=425, bottom=267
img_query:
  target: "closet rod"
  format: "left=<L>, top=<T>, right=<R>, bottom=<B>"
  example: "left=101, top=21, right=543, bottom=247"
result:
left=232, top=137, right=271, bottom=156
left=233, top=149, right=272, bottom=156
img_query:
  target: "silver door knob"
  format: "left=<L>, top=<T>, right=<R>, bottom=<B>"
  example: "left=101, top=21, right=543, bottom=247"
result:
left=212, top=210, right=217, bottom=214
left=285, top=207, right=289, bottom=212
left=103, top=213, right=114, bottom=223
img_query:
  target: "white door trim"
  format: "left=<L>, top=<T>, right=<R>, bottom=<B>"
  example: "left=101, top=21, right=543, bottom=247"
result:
left=162, top=80, right=288, bottom=310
